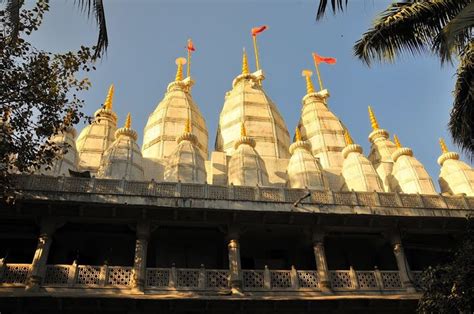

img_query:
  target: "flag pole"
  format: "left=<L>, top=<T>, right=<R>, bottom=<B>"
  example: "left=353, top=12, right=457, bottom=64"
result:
left=252, top=35, right=260, bottom=71
left=313, top=59, right=324, bottom=91
left=187, top=39, right=191, bottom=77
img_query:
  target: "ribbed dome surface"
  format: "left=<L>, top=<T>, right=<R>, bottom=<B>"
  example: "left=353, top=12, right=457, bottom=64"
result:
left=228, top=136, right=269, bottom=186
left=438, top=152, right=474, bottom=196
left=368, top=129, right=397, bottom=192
left=216, top=72, right=290, bottom=159
left=142, top=79, right=208, bottom=160
left=342, top=144, right=383, bottom=192
left=41, top=127, right=79, bottom=176
left=287, top=141, right=327, bottom=189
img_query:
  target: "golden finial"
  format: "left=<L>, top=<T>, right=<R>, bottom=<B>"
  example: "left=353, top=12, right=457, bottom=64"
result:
left=344, top=129, right=354, bottom=146
left=242, top=48, right=250, bottom=75
left=175, top=57, right=187, bottom=82
left=295, top=127, right=302, bottom=142
left=184, top=118, right=191, bottom=133
left=368, top=106, right=379, bottom=130
left=104, top=84, right=114, bottom=110
left=301, top=70, right=315, bottom=94
left=240, top=122, right=247, bottom=137
left=124, top=112, right=131, bottom=129
left=439, top=137, right=449, bottom=154
left=393, top=134, right=402, bottom=148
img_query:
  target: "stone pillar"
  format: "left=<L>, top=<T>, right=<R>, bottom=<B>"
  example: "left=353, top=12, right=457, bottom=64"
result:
left=25, top=219, right=57, bottom=291
left=131, top=220, right=150, bottom=292
left=312, top=231, right=331, bottom=292
left=227, top=226, right=242, bottom=294
left=390, top=231, right=416, bottom=293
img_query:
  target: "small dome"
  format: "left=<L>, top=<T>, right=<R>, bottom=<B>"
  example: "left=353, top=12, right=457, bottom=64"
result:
left=216, top=51, right=290, bottom=159
left=437, top=139, right=474, bottom=196
left=228, top=124, right=269, bottom=186
left=164, top=127, right=206, bottom=184
left=97, top=114, right=144, bottom=180
left=389, top=136, right=437, bottom=194
left=142, top=61, right=208, bottom=161
left=76, top=85, right=117, bottom=174
left=40, top=126, right=79, bottom=176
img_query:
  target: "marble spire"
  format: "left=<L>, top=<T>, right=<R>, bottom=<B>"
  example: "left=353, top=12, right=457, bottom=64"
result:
left=76, top=84, right=118, bottom=175
left=97, top=113, right=144, bottom=180
left=389, top=135, right=437, bottom=194
left=437, top=138, right=474, bottom=196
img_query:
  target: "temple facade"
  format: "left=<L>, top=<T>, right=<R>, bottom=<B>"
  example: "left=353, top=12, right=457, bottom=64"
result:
left=1, top=52, right=473, bottom=314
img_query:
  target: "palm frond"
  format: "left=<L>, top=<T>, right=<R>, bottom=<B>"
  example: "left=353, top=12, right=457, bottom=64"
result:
left=3, top=0, right=24, bottom=44
left=73, top=0, right=108, bottom=58
left=435, top=1, right=474, bottom=63
left=316, top=0, right=348, bottom=20
left=353, top=0, right=470, bottom=66
left=449, top=41, right=474, bottom=159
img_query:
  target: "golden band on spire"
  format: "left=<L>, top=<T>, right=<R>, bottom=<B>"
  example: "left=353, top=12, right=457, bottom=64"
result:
left=240, top=122, right=247, bottom=137
left=242, top=48, right=250, bottom=75
left=301, top=70, right=315, bottom=94
left=125, top=112, right=131, bottom=129
left=185, top=118, right=191, bottom=133
left=393, top=134, right=402, bottom=148
left=439, top=137, right=449, bottom=154
left=295, top=127, right=302, bottom=142
left=175, top=57, right=187, bottom=82
left=344, top=129, right=354, bottom=146
left=368, top=106, right=379, bottom=130
left=104, top=84, right=114, bottom=110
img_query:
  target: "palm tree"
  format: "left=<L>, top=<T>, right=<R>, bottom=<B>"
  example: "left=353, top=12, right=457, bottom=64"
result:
left=2, top=0, right=108, bottom=58
left=317, top=0, right=473, bottom=159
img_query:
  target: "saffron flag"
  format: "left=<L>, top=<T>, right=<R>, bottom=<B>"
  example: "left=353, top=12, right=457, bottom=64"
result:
left=251, top=25, right=267, bottom=36
left=313, top=52, right=336, bottom=65
left=187, top=39, right=196, bottom=52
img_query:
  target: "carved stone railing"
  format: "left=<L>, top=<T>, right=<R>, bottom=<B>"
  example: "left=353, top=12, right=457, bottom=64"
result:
left=12, top=175, right=473, bottom=210
left=0, top=262, right=413, bottom=294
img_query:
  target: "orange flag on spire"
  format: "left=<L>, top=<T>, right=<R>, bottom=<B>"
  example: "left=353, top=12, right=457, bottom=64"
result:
left=187, top=39, right=196, bottom=52
left=251, top=25, right=267, bottom=36
left=313, top=52, right=337, bottom=65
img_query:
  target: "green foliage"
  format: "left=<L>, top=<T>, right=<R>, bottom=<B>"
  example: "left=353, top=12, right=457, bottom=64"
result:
left=417, top=217, right=474, bottom=313
left=0, top=0, right=96, bottom=201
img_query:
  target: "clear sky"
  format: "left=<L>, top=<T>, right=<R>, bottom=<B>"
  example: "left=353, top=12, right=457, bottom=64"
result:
left=26, top=0, right=469, bottom=184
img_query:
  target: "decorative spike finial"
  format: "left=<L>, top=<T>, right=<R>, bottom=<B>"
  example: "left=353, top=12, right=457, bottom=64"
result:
left=240, top=122, right=247, bottom=137
left=295, top=127, right=302, bottom=142
left=368, top=106, right=379, bottom=130
left=301, top=70, right=315, bottom=94
left=344, top=129, right=354, bottom=146
left=104, top=84, right=114, bottom=110
left=175, top=57, right=187, bottom=82
left=184, top=118, right=191, bottom=133
left=125, top=112, right=131, bottom=129
left=393, top=134, right=402, bottom=148
left=242, top=48, right=250, bottom=75
left=439, top=137, right=449, bottom=154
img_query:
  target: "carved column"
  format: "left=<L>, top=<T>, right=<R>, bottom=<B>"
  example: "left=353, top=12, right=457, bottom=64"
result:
left=312, top=231, right=331, bottom=291
left=25, top=219, right=57, bottom=291
left=131, top=220, right=150, bottom=292
left=390, top=231, right=416, bottom=293
left=227, top=226, right=242, bottom=294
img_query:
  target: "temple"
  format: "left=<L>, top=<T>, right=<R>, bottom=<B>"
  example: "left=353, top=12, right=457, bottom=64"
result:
left=1, top=46, right=473, bottom=313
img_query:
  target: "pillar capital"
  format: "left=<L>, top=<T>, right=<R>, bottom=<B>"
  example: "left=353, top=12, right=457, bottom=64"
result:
left=136, top=220, right=151, bottom=240
left=311, top=228, right=326, bottom=244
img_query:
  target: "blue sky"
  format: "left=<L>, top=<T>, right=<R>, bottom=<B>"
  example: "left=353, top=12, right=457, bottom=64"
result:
left=27, top=0, right=468, bottom=182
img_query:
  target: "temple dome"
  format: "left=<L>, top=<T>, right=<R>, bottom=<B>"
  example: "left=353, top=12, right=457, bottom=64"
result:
left=76, top=85, right=118, bottom=174
left=40, top=125, right=79, bottom=176
left=164, top=121, right=206, bottom=183
left=437, top=139, right=474, bottom=196
left=97, top=113, right=144, bottom=180
left=215, top=51, right=290, bottom=159
left=297, top=72, right=346, bottom=190
left=228, top=123, right=269, bottom=186
left=287, top=128, right=327, bottom=189
left=341, top=131, right=383, bottom=192
left=389, top=135, right=437, bottom=194
left=367, top=106, right=397, bottom=192
left=142, top=59, right=208, bottom=161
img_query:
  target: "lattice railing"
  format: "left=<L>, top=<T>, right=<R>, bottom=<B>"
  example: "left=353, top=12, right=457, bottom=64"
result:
left=270, top=270, right=292, bottom=289
left=1, top=264, right=30, bottom=284
left=297, top=270, right=319, bottom=288
left=146, top=268, right=170, bottom=288
left=205, top=270, right=229, bottom=289
left=176, top=268, right=200, bottom=288
left=355, top=271, right=378, bottom=290
left=75, top=265, right=101, bottom=286
left=242, top=270, right=265, bottom=289
left=43, top=265, right=70, bottom=285
left=380, top=271, right=403, bottom=289
left=14, top=175, right=473, bottom=210
left=107, top=266, right=132, bottom=286
left=330, top=271, right=353, bottom=289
